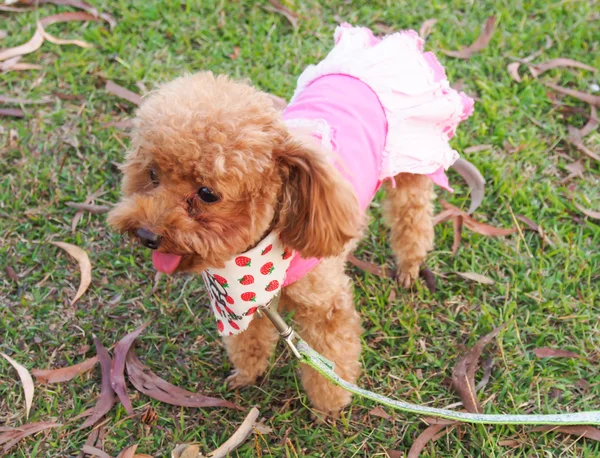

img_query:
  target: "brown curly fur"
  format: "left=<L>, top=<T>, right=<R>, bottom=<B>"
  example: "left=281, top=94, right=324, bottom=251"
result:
left=108, top=71, right=434, bottom=419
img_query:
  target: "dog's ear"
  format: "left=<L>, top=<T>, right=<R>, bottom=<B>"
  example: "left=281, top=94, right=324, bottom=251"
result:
left=275, top=135, right=360, bottom=258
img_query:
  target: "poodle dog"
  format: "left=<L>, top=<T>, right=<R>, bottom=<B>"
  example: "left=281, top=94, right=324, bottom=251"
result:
left=108, top=24, right=473, bottom=419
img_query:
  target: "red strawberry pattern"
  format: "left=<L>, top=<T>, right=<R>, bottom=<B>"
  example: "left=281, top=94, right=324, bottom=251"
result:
left=245, top=306, right=258, bottom=316
left=213, top=274, right=229, bottom=288
left=235, top=256, right=251, bottom=267
left=241, top=292, right=256, bottom=302
left=260, top=262, right=274, bottom=275
left=203, top=234, right=294, bottom=336
left=265, top=280, right=279, bottom=292
left=238, top=275, right=254, bottom=285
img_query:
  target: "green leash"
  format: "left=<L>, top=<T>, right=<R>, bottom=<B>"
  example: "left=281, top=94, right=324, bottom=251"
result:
left=259, top=295, right=600, bottom=426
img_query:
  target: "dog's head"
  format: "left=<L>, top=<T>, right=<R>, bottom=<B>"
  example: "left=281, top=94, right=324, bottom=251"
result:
left=108, top=72, right=359, bottom=274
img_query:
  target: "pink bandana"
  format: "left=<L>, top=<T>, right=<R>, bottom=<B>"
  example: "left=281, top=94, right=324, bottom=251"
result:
left=201, top=232, right=293, bottom=336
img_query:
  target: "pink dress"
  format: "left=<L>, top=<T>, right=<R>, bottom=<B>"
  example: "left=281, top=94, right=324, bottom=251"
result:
left=282, top=23, right=474, bottom=286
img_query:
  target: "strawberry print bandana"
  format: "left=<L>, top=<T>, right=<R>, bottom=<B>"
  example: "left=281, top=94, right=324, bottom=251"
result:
left=201, top=232, right=294, bottom=336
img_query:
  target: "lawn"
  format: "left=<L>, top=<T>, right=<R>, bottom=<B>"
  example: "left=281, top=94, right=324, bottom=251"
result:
left=1, top=0, right=599, bottom=456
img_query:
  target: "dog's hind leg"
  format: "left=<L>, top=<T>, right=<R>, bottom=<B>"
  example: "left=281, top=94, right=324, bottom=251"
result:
left=223, top=312, right=279, bottom=388
left=382, top=173, right=435, bottom=288
left=283, top=257, right=363, bottom=420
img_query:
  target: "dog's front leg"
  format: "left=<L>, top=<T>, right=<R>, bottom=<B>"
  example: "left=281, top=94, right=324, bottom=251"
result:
left=283, top=257, right=363, bottom=420
left=223, top=312, right=279, bottom=388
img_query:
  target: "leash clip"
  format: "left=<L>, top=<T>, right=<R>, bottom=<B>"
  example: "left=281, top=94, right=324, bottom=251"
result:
left=258, top=293, right=302, bottom=360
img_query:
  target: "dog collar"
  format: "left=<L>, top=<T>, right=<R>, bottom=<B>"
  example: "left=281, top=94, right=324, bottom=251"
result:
left=201, top=232, right=293, bottom=336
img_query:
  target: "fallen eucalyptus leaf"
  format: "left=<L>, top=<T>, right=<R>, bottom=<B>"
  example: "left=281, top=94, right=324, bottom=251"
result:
left=450, top=157, right=486, bottom=214
left=464, top=144, right=492, bottom=154
left=172, top=444, right=200, bottom=458
left=507, top=62, right=521, bottom=82
left=111, top=323, right=150, bottom=415
left=32, top=356, right=98, bottom=384
left=440, top=200, right=517, bottom=236
left=451, top=326, right=504, bottom=413
left=78, top=338, right=115, bottom=429
left=0, top=352, right=34, bottom=418
left=369, top=406, right=392, bottom=420
left=66, top=202, right=111, bottom=214
left=126, top=350, right=240, bottom=410
left=574, top=202, right=600, bottom=219
left=545, top=82, right=600, bottom=107
left=408, top=423, right=456, bottom=458
left=533, top=347, right=583, bottom=359
left=13, top=0, right=116, bottom=29
left=443, top=16, right=496, bottom=59
left=105, top=80, right=142, bottom=106
left=529, top=58, right=597, bottom=78
left=347, top=254, right=394, bottom=278
left=418, top=19, right=437, bottom=39
left=530, top=425, right=600, bottom=442
left=51, top=241, right=92, bottom=305
left=451, top=215, right=463, bottom=256
left=82, top=445, right=111, bottom=458
left=454, top=272, right=495, bottom=285
left=208, top=407, right=260, bottom=458
left=0, top=108, right=25, bottom=117
left=0, top=422, right=60, bottom=453
left=263, top=0, right=298, bottom=29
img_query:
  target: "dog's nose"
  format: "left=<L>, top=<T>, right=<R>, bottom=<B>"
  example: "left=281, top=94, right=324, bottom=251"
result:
left=135, top=228, right=161, bottom=250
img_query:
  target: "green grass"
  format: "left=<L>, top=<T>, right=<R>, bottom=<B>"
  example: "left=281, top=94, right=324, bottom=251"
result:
left=1, top=0, right=599, bottom=456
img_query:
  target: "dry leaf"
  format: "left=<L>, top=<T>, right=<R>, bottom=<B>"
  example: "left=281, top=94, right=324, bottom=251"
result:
left=464, top=144, right=492, bottom=154
left=0, top=422, right=61, bottom=453
left=545, top=82, right=600, bottom=107
left=172, top=444, right=200, bottom=458
left=71, top=189, right=105, bottom=232
left=51, top=241, right=92, bottom=305
left=228, top=46, right=240, bottom=60
left=78, top=338, right=115, bottom=429
left=507, top=62, right=521, bottom=82
left=0, top=12, right=100, bottom=62
left=0, top=108, right=25, bottom=117
left=580, top=105, right=598, bottom=137
left=111, top=323, right=150, bottom=415
left=208, top=407, right=260, bottom=458
left=531, top=425, right=600, bottom=442
left=126, top=350, right=239, bottom=409
left=440, top=200, right=517, bottom=236
left=386, top=450, right=403, bottom=458
left=419, top=266, right=436, bottom=294
left=0, top=95, right=53, bottom=104
left=263, top=0, right=298, bottom=29
left=106, top=80, right=143, bottom=106
left=451, top=215, right=463, bottom=255
left=515, top=215, right=550, bottom=244
left=5, top=266, right=19, bottom=282
left=475, top=357, right=494, bottom=392
left=82, top=445, right=111, bottom=458
left=116, top=444, right=138, bottom=458
left=0, top=352, right=34, bottom=418
left=529, top=58, right=597, bottom=78
left=408, top=423, right=455, bottom=458
left=0, top=30, right=7, bottom=40
left=11, top=0, right=116, bottom=29
left=373, top=22, right=394, bottom=35
left=369, top=406, right=392, bottom=420
left=574, top=202, right=600, bottom=219
left=498, top=439, right=520, bottom=447
left=443, top=16, right=496, bottom=59
left=433, top=208, right=456, bottom=226
left=533, top=347, right=582, bottom=359
left=566, top=126, right=600, bottom=162
left=347, top=254, right=394, bottom=278
left=32, top=356, right=98, bottom=384
left=450, top=158, right=486, bottom=214
left=418, top=19, right=437, bottom=40
left=455, top=271, right=495, bottom=285
left=451, top=326, right=504, bottom=413
left=66, top=202, right=111, bottom=214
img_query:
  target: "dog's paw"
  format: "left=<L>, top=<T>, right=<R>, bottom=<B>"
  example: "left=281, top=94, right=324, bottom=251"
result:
left=310, top=408, right=341, bottom=424
left=225, top=370, right=255, bottom=390
left=397, top=265, right=420, bottom=289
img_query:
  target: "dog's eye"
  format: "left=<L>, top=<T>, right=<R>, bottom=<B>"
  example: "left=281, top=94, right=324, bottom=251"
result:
left=149, top=168, right=159, bottom=186
left=197, top=187, right=220, bottom=203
